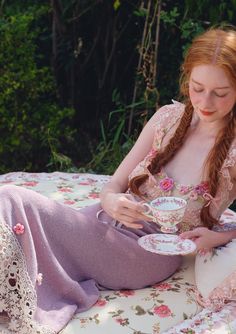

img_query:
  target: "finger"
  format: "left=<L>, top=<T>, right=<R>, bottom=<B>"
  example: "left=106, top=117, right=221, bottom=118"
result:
left=116, top=206, right=147, bottom=222
left=118, top=212, right=144, bottom=225
left=122, top=199, right=144, bottom=213
left=124, top=209, right=152, bottom=222
left=180, top=230, right=201, bottom=239
left=120, top=220, right=143, bottom=229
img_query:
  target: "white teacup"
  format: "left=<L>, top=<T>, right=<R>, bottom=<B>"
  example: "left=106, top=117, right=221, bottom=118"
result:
left=143, top=196, right=187, bottom=233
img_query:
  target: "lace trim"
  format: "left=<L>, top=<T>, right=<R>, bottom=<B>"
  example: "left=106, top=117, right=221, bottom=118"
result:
left=195, top=271, right=236, bottom=311
left=0, top=220, right=55, bottom=334
left=154, top=102, right=184, bottom=149
left=220, top=147, right=236, bottom=192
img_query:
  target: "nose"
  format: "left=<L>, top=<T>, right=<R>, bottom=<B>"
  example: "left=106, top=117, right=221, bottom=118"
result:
left=200, top=92, right=214, bottom=110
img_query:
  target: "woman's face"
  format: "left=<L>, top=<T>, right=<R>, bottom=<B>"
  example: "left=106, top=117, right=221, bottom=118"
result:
left=189, top=64, right=236, bottom=123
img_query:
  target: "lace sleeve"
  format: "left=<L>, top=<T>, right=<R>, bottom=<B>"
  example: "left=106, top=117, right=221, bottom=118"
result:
left=128, top=101, right=185, bottom=181
left=152, top=100, right=185, bottom=150
left=213, top=143, right=236, bottom=220
left=221, top=146, right=236, bottom=190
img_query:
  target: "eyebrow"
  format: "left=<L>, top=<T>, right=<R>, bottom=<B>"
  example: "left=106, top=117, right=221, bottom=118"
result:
left=191, top=78, right=230, bottom=89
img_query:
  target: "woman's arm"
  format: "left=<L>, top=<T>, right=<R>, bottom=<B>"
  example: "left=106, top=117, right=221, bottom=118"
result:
left=180, top=227, right=236, bottom=252
left=100, top=110, right=162, bottom=228
left=181, top=161, right=236, bottom=251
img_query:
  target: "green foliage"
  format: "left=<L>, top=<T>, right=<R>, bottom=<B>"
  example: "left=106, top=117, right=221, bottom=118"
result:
left=0, top=4, right=77, bottom=172
left=85, top=90, right=147, bottom=174
left=113, top=0, right=121, bottom=11
left=1, top=0, right=236, bottom=175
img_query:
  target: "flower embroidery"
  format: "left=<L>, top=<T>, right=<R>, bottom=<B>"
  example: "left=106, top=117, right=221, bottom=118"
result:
left=179, top=185, right=191, bottom=195
left=147, top=148, right=158, bottom=159
left=153, top=304, right=172, bottom=318
left=36, top=273, right=43, bottom=286
left=195, top=181, right=209, bottom=195
left=189, top=190, right=198, bottom=201
left=159, top=177, right=174, bottom=191
left=13, top=223, right=25, bottom=235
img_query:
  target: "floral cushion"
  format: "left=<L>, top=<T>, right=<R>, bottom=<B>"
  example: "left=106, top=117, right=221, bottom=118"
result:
left=195, top=239, right=236, bottom=311
left=0, top=172, right=236, bottom=334
left=196, top=239, right=236, bottom=298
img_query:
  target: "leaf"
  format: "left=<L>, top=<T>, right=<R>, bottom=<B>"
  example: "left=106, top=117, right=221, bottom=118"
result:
left=113, top=0, right=121, bottom=11
left=133, top=9, right=147, bottom=17
left=183, top=312, right=188, bottom=320
left=134, top=305, right=146, bottom=316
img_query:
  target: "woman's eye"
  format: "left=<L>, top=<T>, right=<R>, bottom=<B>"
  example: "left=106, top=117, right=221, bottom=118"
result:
left=214, top=92, right=228, bottom=98
left=193, top=87, right=203, bottom=93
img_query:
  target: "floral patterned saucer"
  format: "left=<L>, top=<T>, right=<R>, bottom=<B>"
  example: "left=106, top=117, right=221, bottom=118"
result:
left=138, top=234, right=196, bottom=256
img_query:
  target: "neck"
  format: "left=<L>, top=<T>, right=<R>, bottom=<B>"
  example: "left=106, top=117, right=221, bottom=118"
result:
left=191, top=111, right=228, bottom=136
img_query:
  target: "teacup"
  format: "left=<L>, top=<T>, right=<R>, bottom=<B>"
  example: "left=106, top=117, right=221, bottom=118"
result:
left=143, top=196, right=187, bottom=233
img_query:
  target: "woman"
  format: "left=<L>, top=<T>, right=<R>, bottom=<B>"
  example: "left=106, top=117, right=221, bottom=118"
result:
left=1, top=27, right=236, bottom=333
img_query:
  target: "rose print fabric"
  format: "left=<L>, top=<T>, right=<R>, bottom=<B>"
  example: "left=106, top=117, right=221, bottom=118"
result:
left=0, top=175, right=181, bottom=333
left=0, top=172, right=235, bottom=334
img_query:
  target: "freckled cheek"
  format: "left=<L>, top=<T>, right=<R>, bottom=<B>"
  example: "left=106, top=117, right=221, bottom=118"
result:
left=189, top=89, right=200, bottom=105
left=217, top=99, right=235, bottom=113
left=218, top=100, right=228, bottom=110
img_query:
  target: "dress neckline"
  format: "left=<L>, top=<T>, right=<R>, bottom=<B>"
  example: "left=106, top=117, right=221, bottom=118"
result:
left=161, top=168, right=205, bottom=189
left=145, top=166, right=209, bottom=198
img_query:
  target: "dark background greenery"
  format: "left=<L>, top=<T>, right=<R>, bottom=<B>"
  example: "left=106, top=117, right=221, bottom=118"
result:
left=1, top=0, right=236, bottom=175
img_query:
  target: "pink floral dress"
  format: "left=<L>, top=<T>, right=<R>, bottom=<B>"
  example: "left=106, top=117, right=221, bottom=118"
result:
left=128, top=100, right=236, bottom=233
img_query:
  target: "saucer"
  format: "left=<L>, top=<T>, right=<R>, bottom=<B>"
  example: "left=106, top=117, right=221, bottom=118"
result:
left=138, top=233, right=196, bottom=256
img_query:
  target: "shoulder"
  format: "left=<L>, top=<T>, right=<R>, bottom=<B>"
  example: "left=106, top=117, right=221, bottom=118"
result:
left=151, top=100, right=185, bottom=129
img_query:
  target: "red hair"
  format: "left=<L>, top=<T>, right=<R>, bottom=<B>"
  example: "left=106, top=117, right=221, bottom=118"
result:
left=129, top=27, right=236, bottom=228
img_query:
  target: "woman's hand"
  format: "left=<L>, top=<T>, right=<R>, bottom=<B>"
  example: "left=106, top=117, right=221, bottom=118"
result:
left=101, top=192, right=148, bottom=229
left=180, top=227, right=224, bottom=254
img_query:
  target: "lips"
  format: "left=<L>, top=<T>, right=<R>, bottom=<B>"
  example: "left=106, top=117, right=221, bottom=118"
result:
left=199, top=109, right=215, bottom=116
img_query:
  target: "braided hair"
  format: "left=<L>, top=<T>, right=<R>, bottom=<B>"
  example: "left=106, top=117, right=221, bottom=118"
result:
left=129, top=27, right=236, bottom=228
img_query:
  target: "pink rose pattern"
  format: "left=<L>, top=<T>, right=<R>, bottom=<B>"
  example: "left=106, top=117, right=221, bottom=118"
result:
left=95, top=299, right=107, bottom=307
left=153, top=282, right=172, bottom=291
left=153, top=304, right=172, bottom=318
left=118, top=290, right=135, bottom=297
left=157, top=174, right=209, bottom=204
left=13, top=223, right=25, bottom=235
left=159, top=177, right=174, bottom=191
left=20, top=181, right=38, bottom=187
left=0, top=172, right=234, bottom=334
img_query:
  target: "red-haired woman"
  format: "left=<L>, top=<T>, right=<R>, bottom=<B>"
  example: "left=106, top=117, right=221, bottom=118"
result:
left=1, top=27, right=236, bottom=333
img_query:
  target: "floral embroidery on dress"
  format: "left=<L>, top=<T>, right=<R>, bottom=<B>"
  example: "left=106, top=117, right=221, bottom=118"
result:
left=159, top=177, right=174, bottom=192
left=148, top=170, right=209, bottom=205
left=13, top=223, right=25, bottom=235
left=129, top=101, right=236, bottom=232
left=216, top=144, right=236, bottom=208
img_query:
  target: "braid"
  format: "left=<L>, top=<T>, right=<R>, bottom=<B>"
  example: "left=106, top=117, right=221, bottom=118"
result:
left=129, top=101, right=193, bottom=196
left=200, top=110, right=236, bottom=228
left=148, top=101, right=193, bottom=174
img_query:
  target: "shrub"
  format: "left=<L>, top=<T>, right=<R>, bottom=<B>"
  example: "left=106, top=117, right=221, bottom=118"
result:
left=0, top=5, right=77, bottom=172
